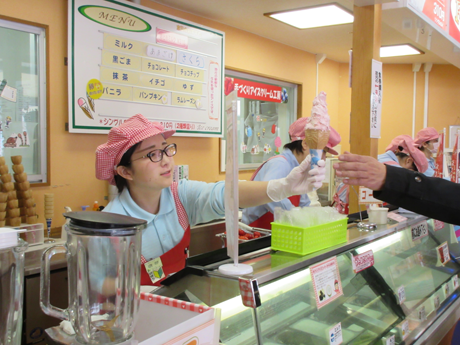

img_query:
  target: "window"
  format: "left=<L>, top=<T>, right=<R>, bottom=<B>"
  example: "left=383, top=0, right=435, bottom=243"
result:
left=221, top=70, right=297, bottom=171
left=0, top=19, right=48, bottom=184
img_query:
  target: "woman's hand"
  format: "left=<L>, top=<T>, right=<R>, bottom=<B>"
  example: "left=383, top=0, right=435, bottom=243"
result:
left=267, top=155, right=326, bottom=202
left=333, top=152, right=387, bottom=191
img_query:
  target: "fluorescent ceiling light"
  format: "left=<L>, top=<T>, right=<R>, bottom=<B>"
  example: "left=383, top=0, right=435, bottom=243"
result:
left=380, top=44, right=423, bottom=57
left=266, top=4, right=354, bottom=29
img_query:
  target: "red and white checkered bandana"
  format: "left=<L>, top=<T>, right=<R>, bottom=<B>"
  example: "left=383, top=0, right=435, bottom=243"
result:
left=95, top=114, right=175, bottom=185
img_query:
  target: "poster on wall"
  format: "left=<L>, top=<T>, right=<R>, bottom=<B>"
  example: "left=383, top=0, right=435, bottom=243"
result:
left=370, top=59, right=382, bottom=139
left=68, top=0, right=224, bottom=136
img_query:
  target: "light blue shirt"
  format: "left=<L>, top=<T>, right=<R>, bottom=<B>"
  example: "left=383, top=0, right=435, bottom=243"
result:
left=104, top=180, right=225, bottom=261
left=424, top=157, right=435, bottom=177
left=378, top=151, right=402, bottom=168
left=242, top=149, right=310, bottom=225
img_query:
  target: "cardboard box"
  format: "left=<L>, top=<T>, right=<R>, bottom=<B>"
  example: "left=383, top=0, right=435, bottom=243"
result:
left=135, top=292, right=221, bottom=345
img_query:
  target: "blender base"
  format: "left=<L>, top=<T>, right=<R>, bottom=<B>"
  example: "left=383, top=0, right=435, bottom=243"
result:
left=45, top=327, right=138, bottom=345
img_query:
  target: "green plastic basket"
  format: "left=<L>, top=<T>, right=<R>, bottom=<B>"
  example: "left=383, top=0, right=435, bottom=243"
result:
left=271, top=217, right=348, bottom=255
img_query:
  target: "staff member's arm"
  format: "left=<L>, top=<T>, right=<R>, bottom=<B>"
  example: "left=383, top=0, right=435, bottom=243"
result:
left=333, top=152, right=460, bottom=224
left=239, top=155, right=326, bottom=208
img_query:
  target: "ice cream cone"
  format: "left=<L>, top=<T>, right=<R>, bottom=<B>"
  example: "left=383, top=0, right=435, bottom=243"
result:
left=304, top=128, right=330, bottom=150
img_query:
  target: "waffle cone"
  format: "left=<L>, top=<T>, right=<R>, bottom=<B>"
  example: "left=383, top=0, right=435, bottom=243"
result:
left=304, top=129, right=330, bottom=149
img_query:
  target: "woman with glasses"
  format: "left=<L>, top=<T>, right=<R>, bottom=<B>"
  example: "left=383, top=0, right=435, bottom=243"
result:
left=96, top=114, right=326, bottom=286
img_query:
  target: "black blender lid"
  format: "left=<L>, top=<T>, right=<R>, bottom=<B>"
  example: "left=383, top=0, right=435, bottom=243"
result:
left=63, top=211, right=147, bottom=229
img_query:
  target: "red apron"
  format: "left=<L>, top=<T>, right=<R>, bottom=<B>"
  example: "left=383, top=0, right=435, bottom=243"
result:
left=140, top=182, right=190, bottom=286
left=248, top=156, right=300, bottom=230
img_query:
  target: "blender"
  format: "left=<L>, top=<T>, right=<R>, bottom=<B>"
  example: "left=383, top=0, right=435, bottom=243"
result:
left=0, top=228, right=28, bottom=345
left=40, top=212, right=146, bottom=345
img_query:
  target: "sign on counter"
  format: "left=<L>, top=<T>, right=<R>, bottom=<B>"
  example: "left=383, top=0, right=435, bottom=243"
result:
left=411, top=220, right=429, bottom=241
left=310, top=257, right=343, bottom=309
left=351, top=250, right=374, bottom=274
left=436, top=241, right=451, bottom=265
left=329, top=322, right=343, bottom=345
left=68, top=0, right=224, bottom=135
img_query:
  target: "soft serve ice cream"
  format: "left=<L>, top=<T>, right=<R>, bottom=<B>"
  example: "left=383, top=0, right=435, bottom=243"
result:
left=304, top=91, right=330, bottom=167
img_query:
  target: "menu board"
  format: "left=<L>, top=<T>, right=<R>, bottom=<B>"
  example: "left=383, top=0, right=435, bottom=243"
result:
left=68, top=0, right=224, bottom=136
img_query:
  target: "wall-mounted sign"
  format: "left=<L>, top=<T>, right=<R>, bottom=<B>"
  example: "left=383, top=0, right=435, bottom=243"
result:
left=233, top=78, right=283, bottom=103
left=370, top=59, right=382, bottom=139
left=408, top=0, right=448, bottom=31
left=68, top=0, right=224, bottom=136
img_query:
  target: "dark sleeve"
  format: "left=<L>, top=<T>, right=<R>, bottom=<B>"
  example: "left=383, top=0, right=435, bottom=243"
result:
left=374, top=165, right=460, bottom=224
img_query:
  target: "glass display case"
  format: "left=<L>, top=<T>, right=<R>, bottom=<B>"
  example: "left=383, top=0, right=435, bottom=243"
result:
left=154, top=213, right=460, bottom=345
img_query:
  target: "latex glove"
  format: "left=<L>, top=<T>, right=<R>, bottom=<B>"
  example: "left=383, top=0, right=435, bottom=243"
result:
left=267, top=155, right=326, bottom=202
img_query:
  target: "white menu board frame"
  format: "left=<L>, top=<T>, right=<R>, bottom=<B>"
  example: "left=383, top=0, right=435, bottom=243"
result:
left=68, top=0, right=224, bottom=136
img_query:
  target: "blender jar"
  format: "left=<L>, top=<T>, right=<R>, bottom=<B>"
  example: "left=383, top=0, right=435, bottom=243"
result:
left=0, top=228, right=28, bottom=345
left=40, top=212, right=146, bottom=345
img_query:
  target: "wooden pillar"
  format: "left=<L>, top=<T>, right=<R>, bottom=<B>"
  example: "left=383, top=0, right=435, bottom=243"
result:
left=349, top=4, right=381, bottom=213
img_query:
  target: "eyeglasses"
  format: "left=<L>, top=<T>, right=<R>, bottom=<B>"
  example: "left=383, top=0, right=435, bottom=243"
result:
left=131, top=143, right=177, bottom=163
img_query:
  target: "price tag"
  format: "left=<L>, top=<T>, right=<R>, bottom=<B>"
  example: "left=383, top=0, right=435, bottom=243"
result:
left=358, top=186, right=382, bottom=204
left=411, top=221, right=429, bottom=241
left=452, top=275, right=459, bottom=290
left=397, top=286, right=406, bottom=304
left=387, top=212, right=408, bottom=222
left=329, top=322, right=343, bottom=345
left=443, top=282, right=451, bottom=298
left=432, top=294, right=440, bottom=310
left=399, top=320, right=409, bottom=340
left=385, top=335, right=395, bottom=345
left=436, top=241, right=451, bottom=265
left=351, top=250, right=374, bottom=273
left=434, top=220, right=445, bottom=231
left=418, top=306, right=426, bottom=321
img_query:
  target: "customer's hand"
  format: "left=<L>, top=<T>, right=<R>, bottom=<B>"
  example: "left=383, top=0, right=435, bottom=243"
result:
left=267, top=155, right=326, bottom=202
left=333, top=152, right=387, bottom=191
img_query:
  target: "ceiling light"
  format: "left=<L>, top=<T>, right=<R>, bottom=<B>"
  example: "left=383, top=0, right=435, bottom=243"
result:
left=380, top=44, right=424, bottom=57
left=265, top=4, right=354, bottom=29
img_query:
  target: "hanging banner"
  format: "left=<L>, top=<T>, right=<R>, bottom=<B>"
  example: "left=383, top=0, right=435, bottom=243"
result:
left=451, top=132, right=459, bottom=183
left=370, top=59, right=382, bottom=139
left=68, top=0, right=224, bottom=136
left=434, top=132, right=444, bottom=178
left=233, top=79, right=283, bottom=103
left=449, top=0, right=460, bottom=43
left=408, top=0, right=448, bottom=31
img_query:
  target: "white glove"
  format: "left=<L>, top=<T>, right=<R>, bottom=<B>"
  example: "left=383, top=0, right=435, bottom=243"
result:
left=266, top=155, right=326, bottom=202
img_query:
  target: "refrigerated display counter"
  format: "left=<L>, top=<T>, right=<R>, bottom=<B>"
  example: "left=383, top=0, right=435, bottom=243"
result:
left=154, top=212, right=460, bottom=345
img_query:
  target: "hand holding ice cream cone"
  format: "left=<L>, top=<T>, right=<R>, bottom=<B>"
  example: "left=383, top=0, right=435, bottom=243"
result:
left=304, top=91, right=330, bottom=168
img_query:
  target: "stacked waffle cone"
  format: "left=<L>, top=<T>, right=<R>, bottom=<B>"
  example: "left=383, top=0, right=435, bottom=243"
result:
left=13, top=156, right=37, bottom=225
left=44, top=193, right=54, bottom=220
left=0, top=156, right=19, bottom=226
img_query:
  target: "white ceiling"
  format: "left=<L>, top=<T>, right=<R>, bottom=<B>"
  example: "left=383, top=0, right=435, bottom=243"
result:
left=151, top=0, right=451, bottom=65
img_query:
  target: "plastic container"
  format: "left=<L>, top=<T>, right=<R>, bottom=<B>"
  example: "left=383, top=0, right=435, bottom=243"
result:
left=271, top=218, right=348, bottom=255
left=16, top=223, right=44, bottom=246
left=368, top=206, right=389, bottom=225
